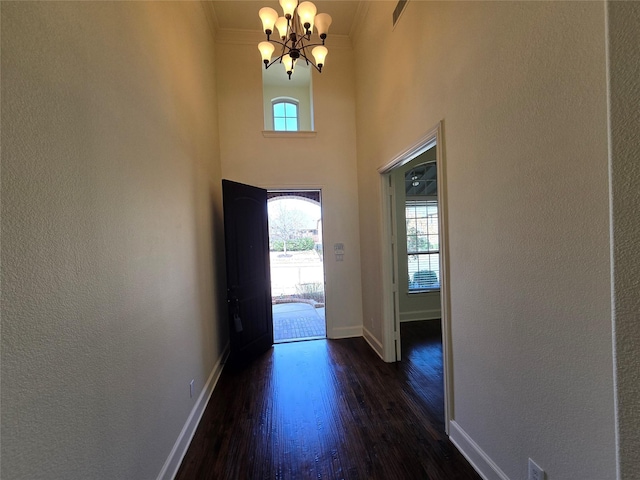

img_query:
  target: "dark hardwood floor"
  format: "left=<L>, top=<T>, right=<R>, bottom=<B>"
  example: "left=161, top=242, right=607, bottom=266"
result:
left=175, top=321, right=481, bottom=479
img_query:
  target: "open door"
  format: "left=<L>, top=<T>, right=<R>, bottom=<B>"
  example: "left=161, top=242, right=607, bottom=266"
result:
left=222, top=180, right=273, bottom=364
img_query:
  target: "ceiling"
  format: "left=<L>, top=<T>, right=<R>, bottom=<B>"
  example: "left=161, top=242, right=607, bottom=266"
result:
left=210, top=1, right=362, bottom=37
left=405, top=162, right=437, bottom=197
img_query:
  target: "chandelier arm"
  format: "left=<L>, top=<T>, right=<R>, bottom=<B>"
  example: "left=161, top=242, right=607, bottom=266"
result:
left=266, top=38, right=288, bottom=48
left=293, top=32, right=312, bottom=45
left=279, top=42, right=288, bottom=57
left=295, top=40, right=326, bottom=49
left=299, top=44, right=312, bottom=65
left=308, top=62, right=322, bottom=73
left=298, top=52, right=321, bottom=73
left=265, top=55, right=286, bottom=69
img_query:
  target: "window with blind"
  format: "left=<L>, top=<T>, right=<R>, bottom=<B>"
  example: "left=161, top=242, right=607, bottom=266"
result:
left=406, top=199, right=440, bottom=292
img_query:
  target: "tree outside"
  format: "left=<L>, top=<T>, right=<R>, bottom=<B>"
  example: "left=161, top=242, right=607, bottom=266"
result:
left=268, top=197, right=324, bottom=305
left=268, top=200, right=313, bottom=256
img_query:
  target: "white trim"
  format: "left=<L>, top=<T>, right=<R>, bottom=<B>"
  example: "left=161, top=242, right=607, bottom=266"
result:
left=266, top=187, right=328, bottom=343
left=329, top=325, right=362, bottom=339
left=363, top=326, right=384, bottom=360
left=449, top=421, right=511, bottom=480
left=262, top=130, right=317, bottom=138
left=399, top=309, right=441, bottom=322
left=156, top=344, right=230, bottom=480
left=260, top=183, right=324, bottom=191
left=380, top=173, right=400, bottom=362
left=434, top=122, right=454, bottom=434
left=378, top=127, right=438, bottom=174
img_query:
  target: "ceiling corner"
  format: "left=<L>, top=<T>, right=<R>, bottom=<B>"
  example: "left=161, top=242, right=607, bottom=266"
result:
left=201, top=2, right=220, bottom=38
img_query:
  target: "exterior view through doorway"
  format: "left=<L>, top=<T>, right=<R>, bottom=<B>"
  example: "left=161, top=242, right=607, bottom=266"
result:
left=267, top=190, right=326, bottom=343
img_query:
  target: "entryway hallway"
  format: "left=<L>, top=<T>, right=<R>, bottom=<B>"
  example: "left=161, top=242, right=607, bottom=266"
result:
left=175, top=322, right=481, bottom=480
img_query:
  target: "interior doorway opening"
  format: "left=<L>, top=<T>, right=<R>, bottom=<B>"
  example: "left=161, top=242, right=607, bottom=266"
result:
left=267, top=190, right=326, bottom=343
left=378, top=122, right=453, bottom=434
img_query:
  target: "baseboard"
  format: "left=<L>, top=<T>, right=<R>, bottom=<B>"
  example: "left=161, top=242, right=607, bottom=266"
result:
left=399, top=309, right=441, bottom=322
left=330, top=325, right=362, bottom=339
left=156, top=343, right=230, bottom=480
left=449, top=420, right=510, bottom=480
left=363, top=326, right=384, bottom=360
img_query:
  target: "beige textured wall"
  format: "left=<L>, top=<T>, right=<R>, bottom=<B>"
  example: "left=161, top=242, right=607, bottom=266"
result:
left=354, top=2, right=615, bottom=479
left=216, top=32, right=363, bottom=338
left=607, top=2, right=640, bottom=478
left=1, top=2, right=225, bottom=479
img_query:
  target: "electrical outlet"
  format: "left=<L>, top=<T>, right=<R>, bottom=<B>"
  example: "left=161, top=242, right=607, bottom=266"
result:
left=190, top=379, right=195, bottom=398
left=528, top=458, right=545, bottom=480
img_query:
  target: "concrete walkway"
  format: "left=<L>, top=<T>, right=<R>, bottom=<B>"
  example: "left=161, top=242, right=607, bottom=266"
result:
left=272, top=302, right=326, bottom=343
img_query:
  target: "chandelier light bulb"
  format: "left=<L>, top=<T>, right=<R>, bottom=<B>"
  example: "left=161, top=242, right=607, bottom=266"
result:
left=279, top=0, right=298, bottom=20
left=275, top=17, right=288, bottom=40
left=297, top=2, right=317, bottom=34
left=259, top=7, right=278, bottom=36
left=311, top=46, right=327, bottom=70
left=314, top=13, right=332, bottom=40
left=282, top=54, right=295, bottom=78
left=258, top=42, right=275, bottom=66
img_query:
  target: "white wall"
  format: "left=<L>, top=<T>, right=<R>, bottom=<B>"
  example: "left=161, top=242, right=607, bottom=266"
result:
left=216, top=31, right=363, bottom=339
left=354, top=2, right=616, bottom=479
left=1, top=3, right=225, bottom=479
left=607, top=2, right=640, bottom=479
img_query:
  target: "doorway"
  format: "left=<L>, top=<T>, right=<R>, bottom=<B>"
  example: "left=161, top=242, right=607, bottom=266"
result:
left=378, top=122, right=453, bottom=434
left=267, top=190, right=326, bottom=343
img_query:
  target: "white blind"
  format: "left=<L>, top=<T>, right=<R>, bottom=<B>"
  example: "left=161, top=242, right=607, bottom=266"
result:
left=406, top=200, right=439, bottom=291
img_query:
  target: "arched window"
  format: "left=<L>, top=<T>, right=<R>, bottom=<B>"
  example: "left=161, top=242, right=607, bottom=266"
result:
left=272, top=99, right=299, bottom=131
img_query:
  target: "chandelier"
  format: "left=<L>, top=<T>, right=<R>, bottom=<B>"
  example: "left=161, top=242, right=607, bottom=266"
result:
left=258, top=1, right=332, bottom=80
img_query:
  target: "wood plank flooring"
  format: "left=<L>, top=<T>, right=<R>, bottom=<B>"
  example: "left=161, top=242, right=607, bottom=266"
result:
left=175, top=321, right=481, bottom=479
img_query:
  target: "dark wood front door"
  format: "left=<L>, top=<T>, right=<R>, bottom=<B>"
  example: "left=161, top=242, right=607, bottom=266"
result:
left=222, top=180, right=273, bottom=364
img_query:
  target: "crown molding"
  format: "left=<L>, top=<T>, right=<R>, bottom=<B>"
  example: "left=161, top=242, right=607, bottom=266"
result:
left=216, top=28, right=352, bottom=50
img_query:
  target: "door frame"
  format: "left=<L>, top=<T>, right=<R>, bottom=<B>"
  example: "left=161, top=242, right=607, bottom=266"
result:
left=377, top=121, right=453, bottom=434
left=264, top=186, right=328, bottom=338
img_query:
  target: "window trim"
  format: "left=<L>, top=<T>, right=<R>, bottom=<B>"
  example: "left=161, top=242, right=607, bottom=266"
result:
left=272, top=98, right=300, bottom=132
left=406, top=198, right=440, bottom=293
